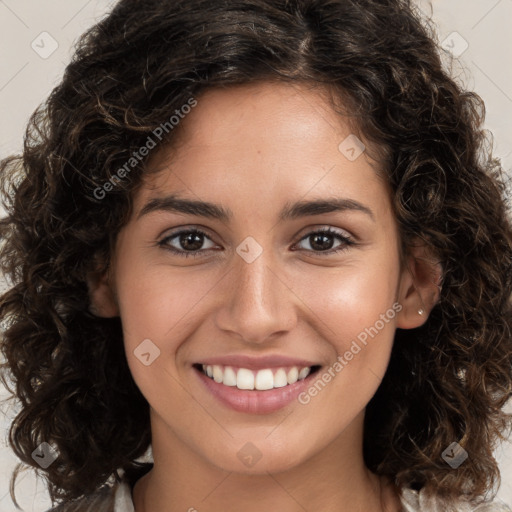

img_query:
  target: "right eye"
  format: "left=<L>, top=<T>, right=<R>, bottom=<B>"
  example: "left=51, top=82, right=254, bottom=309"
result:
left=158, top=228, right=217, bottom=258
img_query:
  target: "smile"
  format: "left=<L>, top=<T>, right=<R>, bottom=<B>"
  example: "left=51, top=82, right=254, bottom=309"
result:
left=199, top=364, right=321, bottom=390
left=193, top=363, right=322, bottom=414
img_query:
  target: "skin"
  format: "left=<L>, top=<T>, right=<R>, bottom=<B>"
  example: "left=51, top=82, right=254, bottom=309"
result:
left=89, top=81, right=441, bottom=512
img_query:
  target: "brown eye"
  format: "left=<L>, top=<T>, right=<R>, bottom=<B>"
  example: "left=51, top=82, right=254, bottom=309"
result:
left=159, top=229, right=216, bottom=257
left=295, top=228, right=354, bottom=255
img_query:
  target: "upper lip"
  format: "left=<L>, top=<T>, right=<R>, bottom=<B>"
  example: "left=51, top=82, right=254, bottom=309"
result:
left=195, top=354, right=321, bottom=370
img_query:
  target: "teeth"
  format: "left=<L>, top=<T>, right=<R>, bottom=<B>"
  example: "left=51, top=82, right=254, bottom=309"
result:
left=223, top=366, right=237, bottom=386
left=298, top=367, right=311, bottom=380
left=201, top=364, right=313, bottom=390
left=287, top=367, right=298, bottom=384
left=273, top=368, right=288, bottom=388
left=237, top=368, right=255, bottom=389
left=212, top=365, right=223, bottom=383
left=255, top=369, right=273, bottom=390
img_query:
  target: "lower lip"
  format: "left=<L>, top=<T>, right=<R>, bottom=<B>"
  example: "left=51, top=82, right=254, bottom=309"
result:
left=194, top=366, right=319, bottom=414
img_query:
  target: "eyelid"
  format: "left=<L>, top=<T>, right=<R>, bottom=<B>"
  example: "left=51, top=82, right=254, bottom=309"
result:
left=157, top=224, right=216, bottom=241
left=296, top=224, right=353, bottom=241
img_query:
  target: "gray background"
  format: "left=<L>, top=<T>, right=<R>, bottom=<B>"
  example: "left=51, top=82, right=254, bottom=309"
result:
left=0, top=1, right=511, bottom=510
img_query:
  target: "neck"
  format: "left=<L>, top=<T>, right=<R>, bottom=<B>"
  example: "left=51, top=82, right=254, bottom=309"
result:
left=132, top=411, right=401, bottom=512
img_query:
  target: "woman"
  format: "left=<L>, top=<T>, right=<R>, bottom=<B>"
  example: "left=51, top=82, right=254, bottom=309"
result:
left=1, top=0, right=511, bottom=511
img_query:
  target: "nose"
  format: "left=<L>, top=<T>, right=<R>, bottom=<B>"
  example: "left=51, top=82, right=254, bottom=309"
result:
left=213, top=249, right=298, bottom=345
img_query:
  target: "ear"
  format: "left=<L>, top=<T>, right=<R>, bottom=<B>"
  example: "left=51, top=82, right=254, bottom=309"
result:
left=395, top=238, right=443, bottom=329
left=87, top=257, right=119, bottom=318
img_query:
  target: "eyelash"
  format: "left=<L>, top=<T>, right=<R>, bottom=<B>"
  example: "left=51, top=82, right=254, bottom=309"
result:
left=157, top=227, right=355, bottom=258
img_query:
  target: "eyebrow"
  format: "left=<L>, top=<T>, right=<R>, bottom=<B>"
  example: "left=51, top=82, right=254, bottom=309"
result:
left=137, top=194, right=375, bottom=222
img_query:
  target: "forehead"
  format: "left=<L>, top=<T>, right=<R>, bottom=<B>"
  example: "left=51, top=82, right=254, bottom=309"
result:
left=135, top=82, right=389, bottom=218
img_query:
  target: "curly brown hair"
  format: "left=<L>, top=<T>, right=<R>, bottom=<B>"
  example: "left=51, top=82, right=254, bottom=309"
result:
left=1, top=0, right=511, bottom=509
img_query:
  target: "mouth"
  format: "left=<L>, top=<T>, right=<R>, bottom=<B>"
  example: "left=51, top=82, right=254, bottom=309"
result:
left=193, top=363, right=322, bottom=391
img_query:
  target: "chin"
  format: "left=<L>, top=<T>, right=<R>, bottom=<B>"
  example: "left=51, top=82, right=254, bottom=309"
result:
left=202, top=437, right=315, bottom=475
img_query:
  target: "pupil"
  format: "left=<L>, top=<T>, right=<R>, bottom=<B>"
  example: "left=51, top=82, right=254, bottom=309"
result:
left=311, top=233, right=333, bottom=251
left=181, top=232, right=203, bottom=250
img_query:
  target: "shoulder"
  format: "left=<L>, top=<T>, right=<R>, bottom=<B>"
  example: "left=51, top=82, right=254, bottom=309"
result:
left=399, top=486, right=512, bottom=512
left=43, top=483, right=117, bottom=512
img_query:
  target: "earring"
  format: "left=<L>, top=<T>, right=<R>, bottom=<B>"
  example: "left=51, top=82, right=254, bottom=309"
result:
left=418, top=308, right=425, bottom=315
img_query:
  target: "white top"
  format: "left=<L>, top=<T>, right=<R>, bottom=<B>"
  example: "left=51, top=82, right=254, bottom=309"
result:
left=112, top=479, right=512, bottom=512
left=114, top=481, right=135, bottom=512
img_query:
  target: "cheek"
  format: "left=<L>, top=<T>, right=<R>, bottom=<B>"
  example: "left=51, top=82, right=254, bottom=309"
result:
left=296, top=255, right=400, bottom=388
left=114, top=258, right=220, bottom=375
left=119, top=273, right=202, bottom=332
left=302, top=258, right=399, bottom=336
left=116, top=268, right=216, bottom=412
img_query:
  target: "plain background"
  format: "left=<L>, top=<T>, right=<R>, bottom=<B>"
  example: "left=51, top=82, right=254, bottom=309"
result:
left=0, top=1, right=511, bottom=510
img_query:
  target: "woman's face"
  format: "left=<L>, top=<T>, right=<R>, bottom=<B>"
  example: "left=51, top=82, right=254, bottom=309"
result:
left=105, top=82, right=418, bottom=474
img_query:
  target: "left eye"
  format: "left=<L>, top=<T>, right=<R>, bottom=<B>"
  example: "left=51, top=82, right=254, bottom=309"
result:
left=294, top=228, right=353, bottom=254
left=158, top=227, right=354, bottom=258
